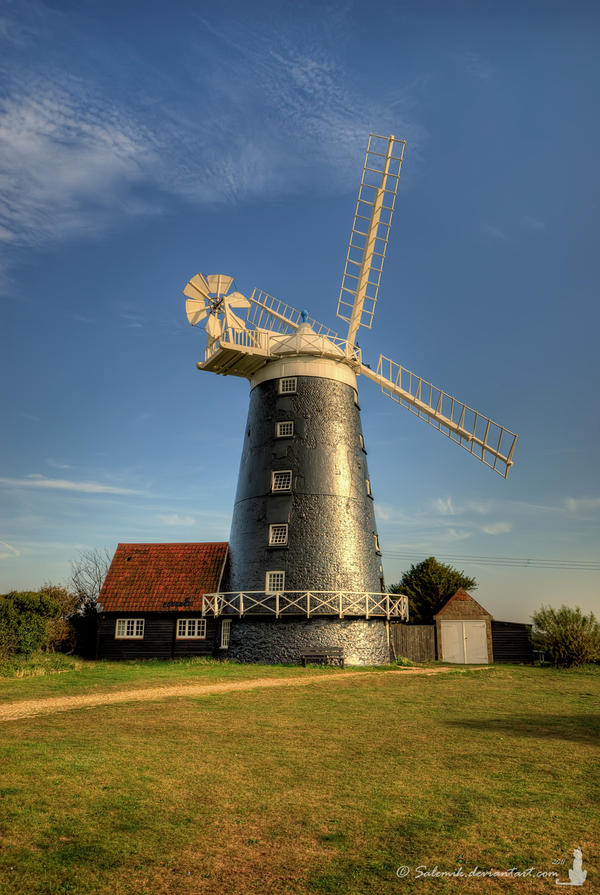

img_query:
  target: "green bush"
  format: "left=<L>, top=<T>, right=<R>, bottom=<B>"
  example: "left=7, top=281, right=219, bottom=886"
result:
left=0, top=591, right=64, bottom=660
left=532, top=604, right=600, bottom=668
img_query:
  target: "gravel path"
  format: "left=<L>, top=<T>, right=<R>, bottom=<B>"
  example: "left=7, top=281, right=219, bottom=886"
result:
left=0, top=666, right=460, bottom=722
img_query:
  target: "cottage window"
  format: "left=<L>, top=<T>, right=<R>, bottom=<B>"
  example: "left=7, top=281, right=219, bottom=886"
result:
left=279, top=377, right=297, bottom=394
left=220, top=619, right=231, bottom=649
left=266, top=570, right=285, bottom=593
left=276, top=420, right=294, bottom=438
left=269, top=524, right=288, bottom=546
left=115, top=618, right=145, bottom=639
left=176, top=618, right=207, bottom=639
left=271, top=470, right=292, bottom=492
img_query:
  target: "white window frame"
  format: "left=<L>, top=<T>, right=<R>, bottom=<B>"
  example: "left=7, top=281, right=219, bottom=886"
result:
left=115, top=618, right=145, bottom=639
left=266, top=570, right=285, bottom=593
left=276, top=420, right=294, bottom=438
left=268, top=523, right=288, bottom=546
left=176, top=618, right=207, bottom=639
left=278, top=377, right=297, bottom=395
left=271, top=470, right=292, bottom=492
left=220, top=619, right=231, bottom=649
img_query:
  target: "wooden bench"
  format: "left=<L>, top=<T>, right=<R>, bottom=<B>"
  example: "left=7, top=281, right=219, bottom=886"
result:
left=301, top=648, right=345, bottom=668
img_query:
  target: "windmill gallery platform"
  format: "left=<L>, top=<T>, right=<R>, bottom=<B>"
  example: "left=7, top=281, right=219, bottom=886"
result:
left=98, top=135, right=517, bottom=667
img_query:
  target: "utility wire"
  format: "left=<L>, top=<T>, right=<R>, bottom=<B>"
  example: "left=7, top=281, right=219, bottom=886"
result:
left=382, top=551, right=600, bottom=572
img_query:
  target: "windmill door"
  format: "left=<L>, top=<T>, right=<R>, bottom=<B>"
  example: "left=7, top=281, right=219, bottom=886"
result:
left=440, top=621, right=489, bottom=664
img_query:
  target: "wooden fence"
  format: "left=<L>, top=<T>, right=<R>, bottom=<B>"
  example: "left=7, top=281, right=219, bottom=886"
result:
left=390, top=624, right=436, bottom=662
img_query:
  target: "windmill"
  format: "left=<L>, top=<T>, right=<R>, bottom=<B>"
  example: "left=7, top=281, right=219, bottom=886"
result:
left=183, top=134, right=517, bottom=666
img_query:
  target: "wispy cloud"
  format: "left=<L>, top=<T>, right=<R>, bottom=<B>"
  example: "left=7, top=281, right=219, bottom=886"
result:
left=565, top=497, right=600, bottom=514
left=0, top=540, right=20, bottom=560
left=0, top=3, right=424, bottom=269
left=444, top=527, right=472, bottom=542
left=433, top=496, right=456, bottom=516
left=481, top=223, right=508, bottom=241
left=0, top=475, right=142, bottom=495
left=452, top=50, right=492, bottom=81
left=481, top=522, right=512, bottom=535
left=0, top=81, right=157, bottom=249
left=46, top=459, right=72, bottom=470
left=158, top=513, right=196, bottom=527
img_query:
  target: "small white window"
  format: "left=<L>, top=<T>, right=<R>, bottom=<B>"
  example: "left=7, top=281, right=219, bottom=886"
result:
left=176, top=618, right=207, bottom=639
left=220, top=619, right=231, bottom=649
left=266, top=570, right=285, bottom=593
left=276, top=421, right=294, bottom=438
left=366, top=478, right=372, bottom=496
left=269, top=524, right=288, bottom=545
left=115, top=618, right=145, bottom=639
left=271, top=470, right=292, bottom=492
left=279, top=377, right=297, bottom=394
left=359, top=433, right=365, bottom=450
left=374, top=533, right=381, bottom=553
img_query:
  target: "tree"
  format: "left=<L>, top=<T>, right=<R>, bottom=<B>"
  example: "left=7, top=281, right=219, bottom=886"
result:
left=70, top=546, right=112, bottom=611
left=532, top=605, right=600, bottom=668
left=388, top=556, right=477, bottom=624
left=69, top=547, right=113, bottom=657
left=39, top=582, right=79, bottom=653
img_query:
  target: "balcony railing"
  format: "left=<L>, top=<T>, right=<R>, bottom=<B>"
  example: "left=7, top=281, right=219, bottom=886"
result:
left=202, top=591, right=409, bottom=621
left=203, top=328, right=362, bottom=365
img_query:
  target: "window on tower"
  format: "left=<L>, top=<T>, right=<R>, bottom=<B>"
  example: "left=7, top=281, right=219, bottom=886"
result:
left=269, top=524, right=288, bottom=546
left=366, top=478, right=372, bottom=496
left=276, top=421, right=294, bottom=438
left=266, top=570, right=285, bottom=593
left=373, top=533, right=381, bottom=554
left=271, top=470, right=292, bottom=492
left=279, top=377, right=297, bottom=394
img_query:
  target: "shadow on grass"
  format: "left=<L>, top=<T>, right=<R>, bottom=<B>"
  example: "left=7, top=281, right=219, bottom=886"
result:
left=445, top=713, right=600, bottom=745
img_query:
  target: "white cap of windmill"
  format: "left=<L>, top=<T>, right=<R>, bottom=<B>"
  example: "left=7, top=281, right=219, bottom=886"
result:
left=184, top=274, right=250, bottom=344
left=185, top=135, right=518, bottom=478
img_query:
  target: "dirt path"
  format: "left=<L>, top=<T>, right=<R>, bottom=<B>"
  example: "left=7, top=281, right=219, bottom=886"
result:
left=0, top=666, right=467, bottom=722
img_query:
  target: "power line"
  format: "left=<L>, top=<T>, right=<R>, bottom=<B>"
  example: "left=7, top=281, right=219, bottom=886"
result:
left=382, top=551, right=600, bottom=572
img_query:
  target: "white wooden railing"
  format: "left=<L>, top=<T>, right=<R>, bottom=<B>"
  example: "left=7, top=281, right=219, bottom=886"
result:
left=202, top=591, right=409, bottom=620
left=203, top=328, right=362, bottom=365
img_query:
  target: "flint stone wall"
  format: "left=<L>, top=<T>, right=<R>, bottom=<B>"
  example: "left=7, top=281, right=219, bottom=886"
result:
left=226, top=617, right=390, bottom=666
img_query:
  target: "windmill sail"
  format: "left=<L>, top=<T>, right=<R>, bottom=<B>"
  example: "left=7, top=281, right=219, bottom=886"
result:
left=360, top=356, right=517, bottom=478
left=337, top=134, right=405, bottom=350
left=247, top=289, right=341, bottom=340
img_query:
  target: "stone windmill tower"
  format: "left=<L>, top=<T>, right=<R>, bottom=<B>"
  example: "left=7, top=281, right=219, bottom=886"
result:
left=183, top=135, right=517, bottom=665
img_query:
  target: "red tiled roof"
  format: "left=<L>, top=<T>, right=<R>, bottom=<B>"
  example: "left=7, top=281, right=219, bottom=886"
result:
left=99, top=543, right=228, bottom=613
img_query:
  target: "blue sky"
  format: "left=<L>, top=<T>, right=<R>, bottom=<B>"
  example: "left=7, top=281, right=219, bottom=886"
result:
left=1, top=0, right=599, bottom=623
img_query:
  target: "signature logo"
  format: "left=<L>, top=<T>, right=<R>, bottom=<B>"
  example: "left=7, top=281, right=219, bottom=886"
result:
left=556, top=848, right=587, bottom=887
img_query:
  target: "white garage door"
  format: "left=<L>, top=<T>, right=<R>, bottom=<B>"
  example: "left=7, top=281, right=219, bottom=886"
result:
left=441, top=621, right=489, bottom=664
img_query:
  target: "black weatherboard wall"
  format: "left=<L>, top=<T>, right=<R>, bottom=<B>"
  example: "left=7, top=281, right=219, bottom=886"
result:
left=226, top=374, right=383, bottom=593
left=97, top=614, right=220, bottom=660
left=491, top=621, right=534, bottom=664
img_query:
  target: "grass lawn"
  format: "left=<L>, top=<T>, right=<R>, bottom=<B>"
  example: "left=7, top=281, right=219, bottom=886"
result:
left=0, top=663, right=598, bottom=894
left=0, top=654, right=345, bottom=704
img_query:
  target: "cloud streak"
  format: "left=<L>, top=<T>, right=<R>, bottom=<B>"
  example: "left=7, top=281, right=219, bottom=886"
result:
left=0, top=475, right=142, bottom=495
left=158, top=513, right=196, bottom=526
